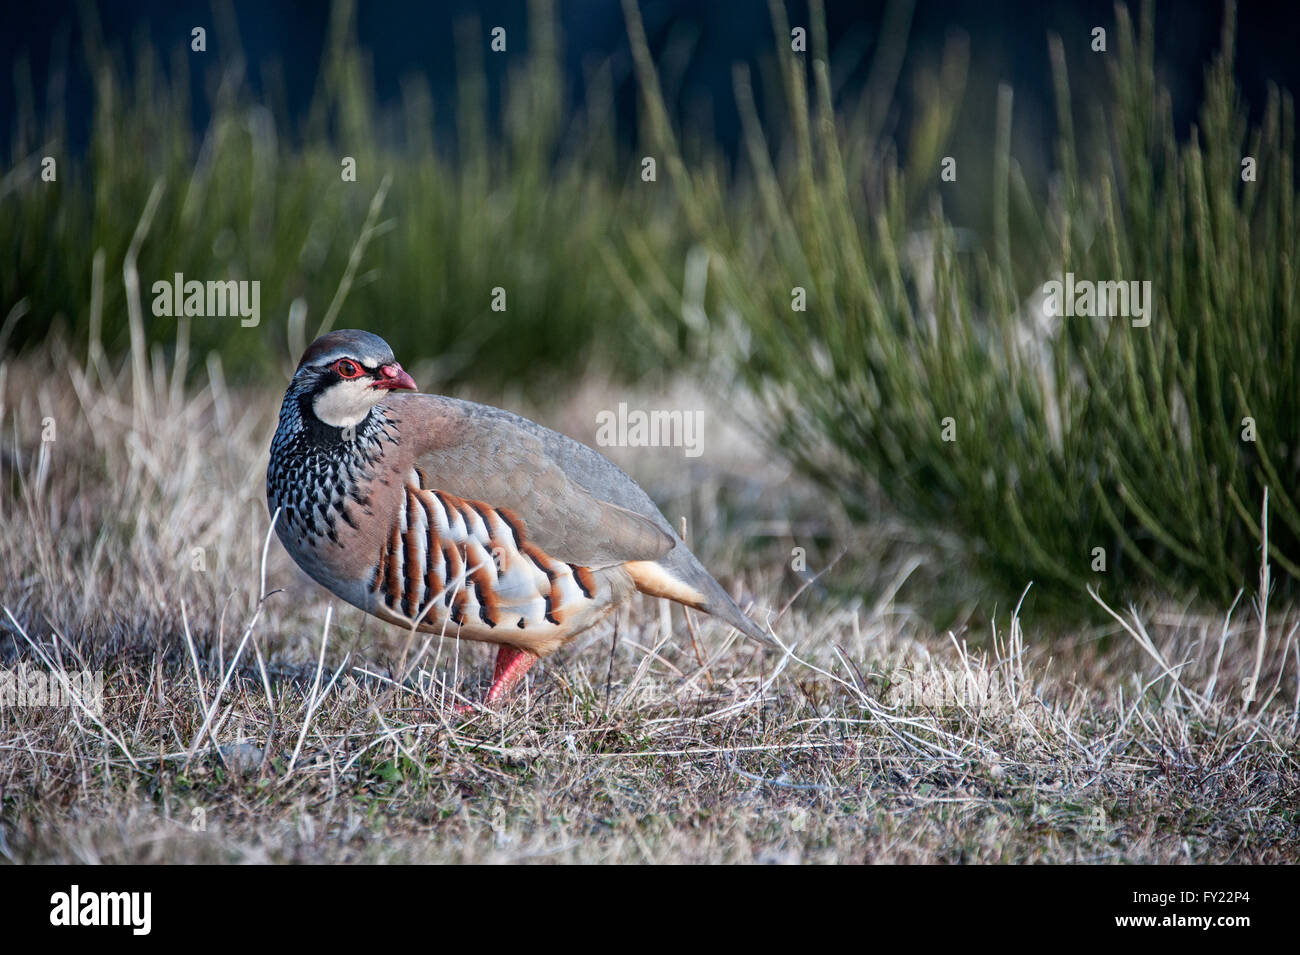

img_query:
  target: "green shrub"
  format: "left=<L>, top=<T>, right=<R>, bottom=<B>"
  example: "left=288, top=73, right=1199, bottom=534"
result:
left=623, top=0, right=1298, bottom=608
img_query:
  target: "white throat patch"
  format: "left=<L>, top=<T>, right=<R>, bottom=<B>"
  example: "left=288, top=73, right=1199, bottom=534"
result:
left=312, top=379, right=382, bottom=429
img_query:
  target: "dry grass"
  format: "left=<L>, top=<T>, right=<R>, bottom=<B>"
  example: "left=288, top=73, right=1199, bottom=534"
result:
left=0, top=339, right=1297, bottom=864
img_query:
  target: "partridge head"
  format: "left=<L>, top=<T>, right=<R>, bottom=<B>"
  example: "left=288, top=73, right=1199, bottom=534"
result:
left=267, top=329, right=770, bottom=707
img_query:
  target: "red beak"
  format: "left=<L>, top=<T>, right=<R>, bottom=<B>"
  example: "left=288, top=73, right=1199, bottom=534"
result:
left=373, top=363, right=417, bottom=391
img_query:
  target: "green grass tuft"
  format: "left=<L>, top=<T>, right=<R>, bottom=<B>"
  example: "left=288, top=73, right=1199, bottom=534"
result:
left=2, top=0, right=674, bottom=394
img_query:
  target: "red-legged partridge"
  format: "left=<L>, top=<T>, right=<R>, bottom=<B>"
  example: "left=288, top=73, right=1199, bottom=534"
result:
left=267, top=330, right=770, bottom=706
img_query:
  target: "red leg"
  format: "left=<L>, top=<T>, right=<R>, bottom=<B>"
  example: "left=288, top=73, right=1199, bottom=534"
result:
left=451, top=645, right=539, bottom=714
left=486, top=645, right=537, bottom=703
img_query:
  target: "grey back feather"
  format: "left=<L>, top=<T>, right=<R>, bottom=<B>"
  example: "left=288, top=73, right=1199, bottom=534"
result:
left=387, top=393, right=769, bottom=642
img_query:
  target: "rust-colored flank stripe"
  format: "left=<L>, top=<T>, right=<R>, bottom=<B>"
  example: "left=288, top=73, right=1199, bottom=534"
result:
left=472, top=579, right=496, bottom=627
left=453, top=581, right=471, bottom=625
left=418, top=494, right=443, bottom=604
left=434, top=491, right=461, bottom=527
left=458, top=503, right=489, bottom=546
left=402, top=488, right=421, bottom=618
left=516, top=541, right=563, bottom=624
left=442, top=544, right=463, bottom=607
left=467, top=500, right=493, bottom=531
left=467, top=542, right=499, bottom=627
left=521, top=542, right=557, bottom=579
left=443, top=541, right=463, bottom=624
left=496, top=508, right=525, bottom=550
left=385, top=523, right=403, bottom=610
left=570, top=564, right=596, bottom=599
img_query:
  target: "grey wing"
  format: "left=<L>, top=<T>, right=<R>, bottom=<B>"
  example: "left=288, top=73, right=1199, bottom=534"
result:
left=389, top=394, right=771, bottom=645
left=396, top=394, right=674, bottom=568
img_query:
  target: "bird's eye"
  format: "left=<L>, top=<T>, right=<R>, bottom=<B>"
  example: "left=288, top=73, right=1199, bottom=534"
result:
left=334, top=359, right=363, bottom=379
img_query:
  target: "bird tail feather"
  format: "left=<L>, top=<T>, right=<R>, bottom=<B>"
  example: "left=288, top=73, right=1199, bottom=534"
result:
left=625, top=557, right=776, bottom=649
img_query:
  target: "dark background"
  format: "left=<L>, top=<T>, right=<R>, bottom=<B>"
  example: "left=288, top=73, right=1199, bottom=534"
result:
left=5, top=1, right=1298, bottom=164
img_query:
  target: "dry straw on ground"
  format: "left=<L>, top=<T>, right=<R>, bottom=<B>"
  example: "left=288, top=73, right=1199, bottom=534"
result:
left=1, top=327, right=1296, bottom=864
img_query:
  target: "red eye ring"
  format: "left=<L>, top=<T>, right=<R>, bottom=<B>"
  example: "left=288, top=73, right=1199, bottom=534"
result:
left=334, top=359, right=363, bottom=379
